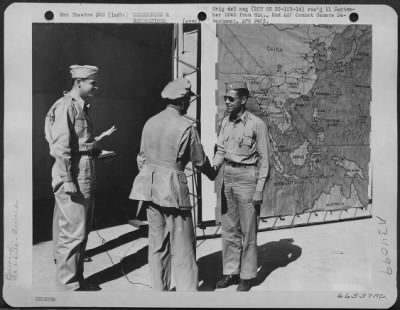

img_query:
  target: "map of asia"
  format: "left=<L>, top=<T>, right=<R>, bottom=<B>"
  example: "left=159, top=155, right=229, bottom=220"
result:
left=216, top=24, right=371, bottom=217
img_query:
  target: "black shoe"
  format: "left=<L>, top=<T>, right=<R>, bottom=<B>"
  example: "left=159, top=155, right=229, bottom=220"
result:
left=216, top=275, right=239, bottom=289
left=237, top=279, right=251, bottom=291
left=75, top=282, right=102, bottom=291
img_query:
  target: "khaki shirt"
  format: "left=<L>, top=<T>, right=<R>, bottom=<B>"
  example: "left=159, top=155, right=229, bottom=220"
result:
left=214, top=110, right=270, bottom=192
left=45, top=91, right=97, bottom=184
left=130, top=106, right=214, bottom=208
left=136, top=108, right=210, bottom=172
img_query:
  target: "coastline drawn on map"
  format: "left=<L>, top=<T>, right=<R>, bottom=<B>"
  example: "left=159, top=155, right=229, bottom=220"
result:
left=216, top=24, right=372, bottom=217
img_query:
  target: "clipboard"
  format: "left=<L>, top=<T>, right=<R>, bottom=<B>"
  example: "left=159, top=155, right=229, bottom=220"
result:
left=97, top=149, right=117, bottom=159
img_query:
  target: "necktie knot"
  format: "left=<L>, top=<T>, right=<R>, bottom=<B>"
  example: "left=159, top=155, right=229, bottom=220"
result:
left=84, top=103, right=90, bottom=114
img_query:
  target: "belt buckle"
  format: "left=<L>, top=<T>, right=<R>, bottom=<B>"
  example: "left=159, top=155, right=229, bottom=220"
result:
left=80, top=150, right=92, bottom=156
left=226, top=159, right=237, bottom=167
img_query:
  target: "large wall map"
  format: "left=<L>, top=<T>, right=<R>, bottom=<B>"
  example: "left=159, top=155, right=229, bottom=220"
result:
left=216, top=24, right=371, bottom=217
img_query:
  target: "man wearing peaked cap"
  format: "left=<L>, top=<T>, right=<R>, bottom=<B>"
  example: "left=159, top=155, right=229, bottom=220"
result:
left=130, top=77, right=216, bottom=291
left=44, top=65, right=116, bottom=291
left=213, top=81, right=271, bottom=291
left=161, top=77, right=195, bottom=99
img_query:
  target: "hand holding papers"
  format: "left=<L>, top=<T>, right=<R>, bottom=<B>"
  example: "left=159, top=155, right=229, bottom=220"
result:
left=95, top=125, right=117, bottom=142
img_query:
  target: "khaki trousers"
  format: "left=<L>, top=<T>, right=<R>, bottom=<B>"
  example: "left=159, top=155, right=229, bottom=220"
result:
left=221, top=164, right=258, bottom=280
left=146, top=203, right=198, bottom=291
left=52, top=156, right=95, bottom=290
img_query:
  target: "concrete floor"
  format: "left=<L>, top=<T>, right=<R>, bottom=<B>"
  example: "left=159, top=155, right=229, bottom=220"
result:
left=33, top=218, right=373, bottom=293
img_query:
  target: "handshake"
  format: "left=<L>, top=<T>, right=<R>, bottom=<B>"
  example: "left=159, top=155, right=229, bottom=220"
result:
left=201, top=143, right=220, bottom=181
left=200, top=159, right=220, bottom=181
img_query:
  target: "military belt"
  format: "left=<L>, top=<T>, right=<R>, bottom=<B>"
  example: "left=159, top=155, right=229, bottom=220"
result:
left=225, top=159, right=256, bottom=168
left=79, top=150, right=96, bottom=157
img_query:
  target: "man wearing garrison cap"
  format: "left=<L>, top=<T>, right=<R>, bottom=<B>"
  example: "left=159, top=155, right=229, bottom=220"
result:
left=213, top=81, right=270, bottom=291
left=129, top=77, right=216, bottom=291
left=45, top=65, right=116, bottom=291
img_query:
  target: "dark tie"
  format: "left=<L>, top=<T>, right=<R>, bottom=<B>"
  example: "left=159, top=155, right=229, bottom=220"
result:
left=84, top=103, right=90, bottom=115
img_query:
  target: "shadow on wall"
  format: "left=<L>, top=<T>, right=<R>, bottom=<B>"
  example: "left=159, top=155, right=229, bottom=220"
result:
left=32, top=23, right=174, bottom=244
left=197, top=238, right=302, bottom=291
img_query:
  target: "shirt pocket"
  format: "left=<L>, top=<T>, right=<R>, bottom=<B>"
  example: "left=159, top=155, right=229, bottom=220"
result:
left=74, top=118, right=89, bottom=135
left=222, top=135, right=229, bottom=148
left=130, top=167, right=153, bottom=200
left=237, top=134, right=253, bottom=155
left=176, top=172, right=190, bottom=207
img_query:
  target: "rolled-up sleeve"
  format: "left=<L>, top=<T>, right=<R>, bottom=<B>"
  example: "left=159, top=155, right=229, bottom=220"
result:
left=255, top=120, right=270, bottom=192
left=48, top=103, right=75, bottom=182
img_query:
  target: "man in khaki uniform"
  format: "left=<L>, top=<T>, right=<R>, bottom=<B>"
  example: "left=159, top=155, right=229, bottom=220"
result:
left=45, top=65, right=115, bottom=291
left=130, top=77, right=216, bottom=291
left=214, top=81, right=270, bottom=291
